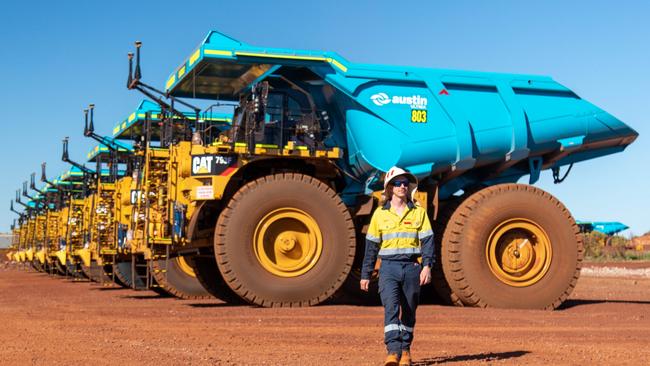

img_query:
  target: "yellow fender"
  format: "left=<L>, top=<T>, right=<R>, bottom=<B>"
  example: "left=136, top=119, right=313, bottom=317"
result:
left=76, top=248, right=92, bottom=268
left=36, top=249, right=46, bottom=264
left=18, top=251, right=26, bottom=262
left=6, top=251, right=13, bottom=261
left=55, top=249, right=67, bottom=266
left=26, top=248, right=34, bottom=261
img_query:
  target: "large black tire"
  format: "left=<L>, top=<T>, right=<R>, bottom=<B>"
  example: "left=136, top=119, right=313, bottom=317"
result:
left=104, top=264, right=128, bottom=287
left=215, top=173, right=356, bottom=307
left=440, top=184, right=583, bottom=310
left=336, top=232, right=381, bottom=306
left=31, top=260, right=44, bottom=272
left=192, top=255, right=244, bottom=304
left=81, top=262, right=113, bottom=284
left=80, top=263, right=93, bottom=279
left=53, top=260, right=67, bottom=276
left=430, top=197, right=465, bottom=306
left=151, top=255, right=212, bottom=299
left=337, top=266, right=381, bottom=305
left=65, top=260, right=86, bottom=279
left=113, top=261, right=146, bottom=289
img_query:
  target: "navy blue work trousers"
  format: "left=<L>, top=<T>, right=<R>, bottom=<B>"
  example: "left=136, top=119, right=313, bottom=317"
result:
left=378, top=259, right=421, bottom=354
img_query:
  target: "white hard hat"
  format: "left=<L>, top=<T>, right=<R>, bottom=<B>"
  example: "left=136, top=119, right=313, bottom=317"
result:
left=383, top=166, right=418, bottom=191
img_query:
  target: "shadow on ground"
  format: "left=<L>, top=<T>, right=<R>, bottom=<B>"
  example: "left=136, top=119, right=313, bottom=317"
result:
left=413, top=350, right=530, bottom=365
left=186, top=302, right=243, bottom=308
left=559, top=299, right=650, bottom=310
left=89, top=286, right=127, bottom=291
left=120, top=294, right=172, bottom=300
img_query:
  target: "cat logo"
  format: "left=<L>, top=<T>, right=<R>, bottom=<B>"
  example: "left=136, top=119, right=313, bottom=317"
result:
left=191, top=154, right=234, bottom=176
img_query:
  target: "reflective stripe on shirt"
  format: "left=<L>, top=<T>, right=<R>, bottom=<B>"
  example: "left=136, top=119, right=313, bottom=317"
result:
left=378, top=247, right=421, bottom=256
left=418, top=229, right=433, bottom=239
left=365, top=233, right=381, bottom=243
left=382, top=231, right=418, bottom=241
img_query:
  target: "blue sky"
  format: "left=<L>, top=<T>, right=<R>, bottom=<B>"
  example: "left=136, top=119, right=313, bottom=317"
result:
left=1, top=0, right=647, bottom=235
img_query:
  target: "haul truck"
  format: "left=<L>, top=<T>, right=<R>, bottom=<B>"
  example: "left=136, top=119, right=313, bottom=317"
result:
left=9, top=197, right=31, bottom=265
left=44, top=165, right=92, bottom=278
left=52, top=160, right=111, bottom=280
left=6, top=220, right=18, bottom=262
left=121, top=31, right=638, bottom=310
left=29, top=177, right=66, bottom=275
left=110, top=100, right=232, bottom=298
left=84, top=138, right=144, bottom=288
left=20, top=170, right=76, bottom=276
left=81, top=112, right=141, bottom=287
left=7, top=220, right=20, bottom=262
left=60, top=139, right=133, bottom=284
left=82, top=115, right=173, bottom=291
left=12, top=190, right=38, bottom=268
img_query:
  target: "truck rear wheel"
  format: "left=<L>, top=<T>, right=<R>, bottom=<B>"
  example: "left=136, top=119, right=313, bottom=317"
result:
left=113, top=261, right=145, bottom=288
left=54, top=260, right=67, bottom=276
left=66, top=260, right=85, bottom=279
left=81, top=262, right=117, bottom=284
left=151, top=255, right=212, bottom=299
left=191, top=255, right=244, bottom=304
left=32, top=260, right=44, bottom=272
left=215, top=173, right=356, bottom=307
left=441, top=184, right=583, bottom=310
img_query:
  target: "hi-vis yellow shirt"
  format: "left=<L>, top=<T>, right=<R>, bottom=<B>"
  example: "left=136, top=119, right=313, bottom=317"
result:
left=361, top=201, right=434, bottom=280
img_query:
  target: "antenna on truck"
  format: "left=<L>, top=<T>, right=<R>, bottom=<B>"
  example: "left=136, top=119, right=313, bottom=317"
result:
left=22, top=181, right=35, bottom=200
left=41, top=162, right=56, bottom=186
left=83, top=104, right=124, bottom=152
left=125, top=41, right=205, bottom=143
left=126, top=41, right=197, bottom=116
left=61, top=137, right=93, bottom=174
left=10, top=200, right=21, bottom=215
left=29, top=173, right=45, bottom=195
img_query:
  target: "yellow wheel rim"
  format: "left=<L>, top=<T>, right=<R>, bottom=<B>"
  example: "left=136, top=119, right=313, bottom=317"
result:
left=486, top=218, right=552, bottom=287
left=175, top=256, right=197, bottom=278
left=254, top=208, right=323, bottom=278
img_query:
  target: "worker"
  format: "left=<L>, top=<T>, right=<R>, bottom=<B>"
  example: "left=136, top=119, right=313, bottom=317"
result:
left=360, top=166, right=434, bottom=366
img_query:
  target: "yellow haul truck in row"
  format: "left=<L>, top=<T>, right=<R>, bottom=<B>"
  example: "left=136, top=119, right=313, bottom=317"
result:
left=97, top=101, right=231, bottom=298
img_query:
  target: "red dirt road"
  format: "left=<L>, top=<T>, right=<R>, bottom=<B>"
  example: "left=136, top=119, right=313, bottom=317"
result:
left=1, top=263, right=649, bottom=365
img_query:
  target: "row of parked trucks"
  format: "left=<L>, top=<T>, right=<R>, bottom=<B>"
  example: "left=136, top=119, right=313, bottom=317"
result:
left=6, top=31, right=638, bottom=309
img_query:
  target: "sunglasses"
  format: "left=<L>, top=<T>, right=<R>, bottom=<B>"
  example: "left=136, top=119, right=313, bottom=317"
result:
left=391, top=180, right=410, bottom=187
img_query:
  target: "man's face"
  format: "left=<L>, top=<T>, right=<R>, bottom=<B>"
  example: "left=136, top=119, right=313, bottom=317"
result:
left=390, top=177, right=410, bottom=200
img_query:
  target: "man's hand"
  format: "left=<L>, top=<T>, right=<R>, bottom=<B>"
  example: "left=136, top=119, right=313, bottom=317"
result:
left=360, top=279, right=370, bottom=292
left=420, top=265, right=431, bottom=285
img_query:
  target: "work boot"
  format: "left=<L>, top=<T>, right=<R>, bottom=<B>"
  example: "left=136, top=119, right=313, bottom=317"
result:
left=384, top=353, right=399, bottom=366
left=399, top=350, right=411, bottom=366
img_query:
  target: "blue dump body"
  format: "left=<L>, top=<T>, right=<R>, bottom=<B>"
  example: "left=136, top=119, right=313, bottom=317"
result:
left=166, top=31, right=638, bottom=199
left=57, top=166, right=88, bottom=183
left=86, top=137, right=133, bottom=162
left=112, top=100, right=232, bottom=141
left=577, top=221, right=629, bottom=236
left=54, top=166, right=114, bottom=183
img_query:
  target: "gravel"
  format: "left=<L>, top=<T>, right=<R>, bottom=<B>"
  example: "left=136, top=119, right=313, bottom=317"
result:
left=581, top=267, right=650, bottom=278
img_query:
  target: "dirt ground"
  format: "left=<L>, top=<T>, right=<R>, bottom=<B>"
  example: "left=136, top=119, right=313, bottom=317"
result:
left=1, top=262, right=649, bottom=366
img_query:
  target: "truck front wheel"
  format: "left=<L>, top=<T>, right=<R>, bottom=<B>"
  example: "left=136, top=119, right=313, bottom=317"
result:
left=440, top=183, right=583, bottom=310
left=214, top=173, right=356, bottom=307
